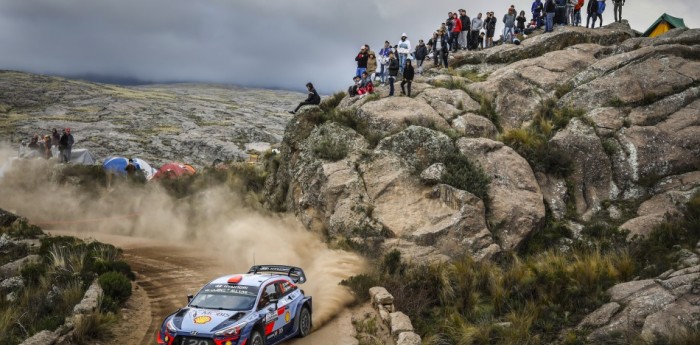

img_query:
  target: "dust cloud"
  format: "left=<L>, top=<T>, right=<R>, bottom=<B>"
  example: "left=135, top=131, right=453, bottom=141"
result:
left=0, top=147, right=365, bottom=327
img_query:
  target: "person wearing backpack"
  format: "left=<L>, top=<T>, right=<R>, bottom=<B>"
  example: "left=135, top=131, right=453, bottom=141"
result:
left=613, top=0, right=624, bottom=22
left=574, top=0, right=585, bottom=26
left=586, top=0, right=599, bottom=28
left=596, top=0, right=606, bottom=27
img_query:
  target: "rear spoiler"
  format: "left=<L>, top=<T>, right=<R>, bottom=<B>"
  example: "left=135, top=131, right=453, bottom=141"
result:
left=248, top=265, right=307, bottom=284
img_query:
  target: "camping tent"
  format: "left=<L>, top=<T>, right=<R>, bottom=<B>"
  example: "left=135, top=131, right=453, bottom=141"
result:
left=643, top=13, right=686, bottom=38
left=103, top=156, right=158, bottom=180
left=152, top=162, right=196, bottom=180
left=68, top=149, right=97, bottom=165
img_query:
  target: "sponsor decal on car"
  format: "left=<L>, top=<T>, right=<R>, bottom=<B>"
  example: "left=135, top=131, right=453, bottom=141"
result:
left=285, top=310, right=291, bottom=323
left=194, top=315, right=212, bottom=324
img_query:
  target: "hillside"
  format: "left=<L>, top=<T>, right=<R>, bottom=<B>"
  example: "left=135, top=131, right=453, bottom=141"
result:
left=264, top=23, right=700, bottom=344
left=0, top=72, right=302, bottom=166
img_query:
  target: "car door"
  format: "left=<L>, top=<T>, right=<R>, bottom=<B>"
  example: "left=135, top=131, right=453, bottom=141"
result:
left=258, top=282, right=285, bottom=342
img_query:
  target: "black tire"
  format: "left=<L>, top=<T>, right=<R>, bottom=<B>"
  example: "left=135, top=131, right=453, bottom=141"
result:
left=250, top=330, right=264, bottom=345
left=298, top=307, right=312, bottom=338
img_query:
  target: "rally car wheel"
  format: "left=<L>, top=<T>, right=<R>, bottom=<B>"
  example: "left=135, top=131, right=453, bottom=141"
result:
left=298, top=307, right=311, bottom=337
left=250, top=330, right=264, bottom=345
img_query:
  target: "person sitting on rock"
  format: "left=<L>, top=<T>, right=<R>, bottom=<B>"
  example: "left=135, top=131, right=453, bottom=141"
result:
left=289, top=82, right=321, bottom=114
left=357, top=71, right=374, bottom=97
left=348, top=76, right=361, bottom=97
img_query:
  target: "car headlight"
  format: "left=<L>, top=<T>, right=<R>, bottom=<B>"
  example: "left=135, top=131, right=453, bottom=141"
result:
left=166, top=319, right=178, bottom=333
left=214, top=322, right=247, bottom=337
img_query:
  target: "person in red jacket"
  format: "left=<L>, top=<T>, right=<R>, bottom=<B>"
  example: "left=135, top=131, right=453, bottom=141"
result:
left=450, top=12, right=462, bottom=51
left=574, top=0, right=584, bottom=26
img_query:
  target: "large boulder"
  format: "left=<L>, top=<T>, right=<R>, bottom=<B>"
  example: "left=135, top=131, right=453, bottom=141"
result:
left=451, top=113, right=498, bottom=139
left=456, top=138, right=545, bottom=251
left=416, top=87, right=480, bottom=121
left=357, top=97, right=449, bottom=134
left=583, top=265, right=700, bottom=343
left=549, top=118, right=614, bottom=219
left=375, top=126, right=454, bottom=172
left=620, top=172, right=700, bottom=238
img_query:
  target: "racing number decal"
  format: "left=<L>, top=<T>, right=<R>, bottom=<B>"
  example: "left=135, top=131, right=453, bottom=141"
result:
left=185, top=340, right=209, bottom=345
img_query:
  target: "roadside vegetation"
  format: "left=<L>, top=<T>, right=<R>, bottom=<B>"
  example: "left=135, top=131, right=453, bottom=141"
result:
left=342, top=192, right=700, bottom=345
left=0, top=217, right=134, bottom=345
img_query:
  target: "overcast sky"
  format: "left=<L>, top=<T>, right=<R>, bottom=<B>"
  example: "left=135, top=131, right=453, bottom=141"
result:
left=0, top=0, right=695, bottom=93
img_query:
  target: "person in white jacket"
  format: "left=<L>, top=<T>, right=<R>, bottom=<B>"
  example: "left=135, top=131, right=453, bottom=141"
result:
left=396, top=33, right=411, bottom=75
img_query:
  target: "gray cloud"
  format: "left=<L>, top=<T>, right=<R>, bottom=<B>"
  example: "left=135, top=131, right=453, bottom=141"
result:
left=0, top=0, right=695, bottom=93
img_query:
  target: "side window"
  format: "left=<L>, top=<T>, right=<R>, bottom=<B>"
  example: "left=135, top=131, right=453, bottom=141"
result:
left=277, top=281, right=297, bottom=297
left=257, top=283, right=278, bottom=310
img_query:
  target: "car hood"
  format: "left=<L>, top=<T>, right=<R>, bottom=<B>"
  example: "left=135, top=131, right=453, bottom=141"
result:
left=175, top=307, right=249, bottom=333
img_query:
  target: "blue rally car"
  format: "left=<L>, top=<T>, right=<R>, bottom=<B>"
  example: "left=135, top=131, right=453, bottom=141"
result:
left=156, top=265, right=312, bottom=345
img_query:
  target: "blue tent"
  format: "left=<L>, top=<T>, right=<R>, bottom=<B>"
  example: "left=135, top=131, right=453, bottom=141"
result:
left=102, top=157, right=157, bottom=180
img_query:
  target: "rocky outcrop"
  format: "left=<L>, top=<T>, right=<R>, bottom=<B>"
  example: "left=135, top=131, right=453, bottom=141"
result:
left=451, top=113, right=498, bottom=139
left=456, top=138, right=545, bottom=251
left=357, top=97, right=449, bottom=134
left=368, top=287, right=422, bottom=344
left=581, top=261, right=700, bottom=343
left=621, top=171, right=700, bottom=238
left=416, top=87, right=480, bottom=121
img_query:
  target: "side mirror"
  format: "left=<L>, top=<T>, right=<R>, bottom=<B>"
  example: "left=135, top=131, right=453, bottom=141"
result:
left=187, top=294, right=193, bottom=303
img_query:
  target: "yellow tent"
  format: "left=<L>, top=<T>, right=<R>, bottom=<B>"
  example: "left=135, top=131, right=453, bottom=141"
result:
left=643, top=13, right=686, bottom=38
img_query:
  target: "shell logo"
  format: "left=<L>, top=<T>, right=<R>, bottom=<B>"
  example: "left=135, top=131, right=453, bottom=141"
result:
left=284, top=310, right=291, bottom=323
left=194, top=315, right=212, bottom=324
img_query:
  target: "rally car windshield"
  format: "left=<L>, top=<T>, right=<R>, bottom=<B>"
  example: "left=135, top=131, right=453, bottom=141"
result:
left=190, top=284, right=259, bottom=311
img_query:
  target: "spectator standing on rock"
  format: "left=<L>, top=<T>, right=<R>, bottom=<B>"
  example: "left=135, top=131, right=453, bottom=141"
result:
left=532, top=0, right=544, bottom=28
left=485, top=12, right=497, bottom=48
left=414, top=39, right=428, bottom=74
left=516, top=10, right=527, bottom=33
left=596, top=0, right=606, bottom=27
left=445, top=12, right=454, bottom=45
left=59, top=128, right=74, bottom=163
left=355, top=46, right=368, bottom=78
left=365, top=45, right=377, bottom=82
left=289, top=83, right=321, bottom=114
left=397, top=33, right=411, bottom=75
left=470, top=13, right=483, bottom=50
left=432, top=29, right=449, bottom=67
left=401, top=60, right=414, bottom=97
left=567, top=0, right=578, bottom=25
left=574, top=0, right=585, bottom=26
left=28, top=134, right=39, bottom=152
left=459, top=10, right=470, bottom=51
left=451, top=12, right=462, bottom=51
left=545, top=0, right=556, bottom=32
left=613, top=0, right=624, bottom=23
left=378, top=41, right=391, bottom=84
left=586, top=0, right=599, bottom=28
left=555, top=0, right=567, bottom=25
left=387, top=52, right=399, bottom=96
left=503, top=8, right=516, bottom=43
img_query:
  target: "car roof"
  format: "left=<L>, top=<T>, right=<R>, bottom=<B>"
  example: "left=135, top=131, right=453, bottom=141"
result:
left=208, top=273, right=291, bottom=287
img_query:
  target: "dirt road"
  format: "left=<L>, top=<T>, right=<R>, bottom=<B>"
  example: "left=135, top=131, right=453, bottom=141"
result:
left=49, top=231, right=360, bottom=345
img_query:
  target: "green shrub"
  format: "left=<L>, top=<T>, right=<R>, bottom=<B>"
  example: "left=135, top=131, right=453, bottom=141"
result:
left=319, top=92, right=346, bottom=112
left=442, top=150, right=491, bottom=207
left=98, top=272, right=132, bottom=304
left=21, top=262, right=47, bottom=286
left=339, top=274, right=379, bottom=302
left=313, top=137, right=349, bottom=161
left=2, top=218, right=43, bottom=238
left=608, top=97, right=625, bottom=107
